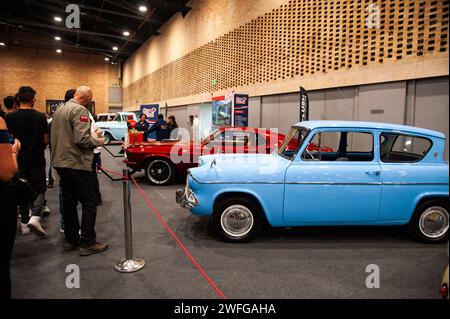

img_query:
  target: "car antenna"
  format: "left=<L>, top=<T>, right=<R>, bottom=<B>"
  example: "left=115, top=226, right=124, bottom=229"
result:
left=210, top=158, right=216, bottom=168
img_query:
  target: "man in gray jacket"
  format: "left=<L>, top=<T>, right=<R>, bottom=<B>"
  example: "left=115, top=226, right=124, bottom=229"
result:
left=51, top=86, right=107, bottom=256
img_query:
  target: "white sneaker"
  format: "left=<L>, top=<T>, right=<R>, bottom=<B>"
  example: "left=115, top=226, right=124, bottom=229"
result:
left=27, top=216, right=46, bottom=237
left=20, top=223, right=30, bottom=235
left=42, top=206, right=51, bottom=217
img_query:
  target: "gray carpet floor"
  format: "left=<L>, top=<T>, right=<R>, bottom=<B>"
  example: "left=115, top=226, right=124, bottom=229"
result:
left=10, top=145, right=448, bottom=299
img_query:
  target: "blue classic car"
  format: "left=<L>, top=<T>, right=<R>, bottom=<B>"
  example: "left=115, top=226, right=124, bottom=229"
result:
left=176, top=121, right=449, bottom=243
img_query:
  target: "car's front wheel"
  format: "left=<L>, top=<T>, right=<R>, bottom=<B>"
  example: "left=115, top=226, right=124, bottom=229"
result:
left=213, top=196, right=262, bottom=243
left=409, top=199, right=449, bottom=243
left=145, top=158, right=176, bottom=185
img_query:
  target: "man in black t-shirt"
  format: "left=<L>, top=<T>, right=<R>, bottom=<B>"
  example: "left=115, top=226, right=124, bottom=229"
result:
left=5, top=86, right=49, bottom=236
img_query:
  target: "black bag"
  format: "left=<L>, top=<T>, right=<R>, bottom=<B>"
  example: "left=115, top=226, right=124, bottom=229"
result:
left=12, top=176, right=37, bottom=206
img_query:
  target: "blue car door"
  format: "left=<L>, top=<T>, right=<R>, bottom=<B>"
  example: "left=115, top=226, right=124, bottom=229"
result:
left=283, top=129, right=382, bottom=224
left=109, top=113, right=126, bottom=140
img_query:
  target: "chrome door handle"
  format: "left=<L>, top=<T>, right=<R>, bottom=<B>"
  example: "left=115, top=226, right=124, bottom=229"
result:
left=366, top=170, right=381, bottom=176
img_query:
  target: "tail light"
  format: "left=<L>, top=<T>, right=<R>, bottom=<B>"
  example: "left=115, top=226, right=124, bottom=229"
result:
left=440, top=283, right=448, bottom=299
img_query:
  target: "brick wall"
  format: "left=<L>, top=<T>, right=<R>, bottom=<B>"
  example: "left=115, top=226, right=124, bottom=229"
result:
left=0, top=47, right=109, bottom=114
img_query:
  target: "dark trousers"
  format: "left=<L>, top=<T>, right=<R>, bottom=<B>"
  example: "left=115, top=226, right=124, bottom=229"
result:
left=92, top=153, right=102, bottom=203
left=56, top=168, right=97, bottom=246
left=48, top=165, right=54, bottom=185
left=18, top=165, right=46, bottom=224
left=0, top=184, right=17, bottom=299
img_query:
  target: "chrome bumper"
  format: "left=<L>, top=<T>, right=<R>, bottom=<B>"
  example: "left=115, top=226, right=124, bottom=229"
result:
left=176, top=189, right=195, bottom=209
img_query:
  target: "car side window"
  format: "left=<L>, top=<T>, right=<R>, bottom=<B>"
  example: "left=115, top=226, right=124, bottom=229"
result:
left=380, top=133, right=432, bottom=163
left=223, top=131, right=257, bottom=147
left=301, top=131, right=374, bottom=162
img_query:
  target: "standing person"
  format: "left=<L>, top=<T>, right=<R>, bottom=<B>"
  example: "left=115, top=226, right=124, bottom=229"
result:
left=167, top=115, right=179, bottom=139
left=148, top=114, right=170, bottom=141
left=88, top=110, right=103, bottom=206
left=0, top=117, right=21, bottom=299
left=5, top=86, right=49, bottom=236
left=136, top=114, right=150, bottom=141
left=51, top=86, right=108, bottom=256
left=3, top=96, right=17, bottom=116
left=46, top=113, right=54, bottom=189
left=55, top=89, right=76, bottom=236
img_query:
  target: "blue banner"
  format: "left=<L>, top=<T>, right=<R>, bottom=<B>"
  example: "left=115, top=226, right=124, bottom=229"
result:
left=140, top=104, right=159, bottom=139
left=233, top=94, right=249, bottom=127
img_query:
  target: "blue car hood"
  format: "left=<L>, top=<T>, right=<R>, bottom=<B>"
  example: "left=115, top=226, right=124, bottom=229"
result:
left=189, top=153, right=290, bottom=184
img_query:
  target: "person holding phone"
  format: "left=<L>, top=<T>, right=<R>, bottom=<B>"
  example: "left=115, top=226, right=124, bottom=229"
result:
left=0, top=116, right=21, bottom=299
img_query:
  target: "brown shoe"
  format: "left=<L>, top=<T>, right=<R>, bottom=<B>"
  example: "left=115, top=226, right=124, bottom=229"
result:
left=79, top=241, right=108, bottom=256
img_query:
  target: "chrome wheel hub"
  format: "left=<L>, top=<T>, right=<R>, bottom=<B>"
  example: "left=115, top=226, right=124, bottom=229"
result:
left=220, top=205, right=254, bottom=238
left=147, top=160, right=171, bottom=184
left=419, top=206, right=449, bottom=239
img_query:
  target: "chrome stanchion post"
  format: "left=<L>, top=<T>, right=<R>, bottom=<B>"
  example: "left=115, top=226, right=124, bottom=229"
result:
left=114, top=169, right=145, bottom=273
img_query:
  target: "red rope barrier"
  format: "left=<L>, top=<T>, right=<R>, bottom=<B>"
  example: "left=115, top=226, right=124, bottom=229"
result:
left=97, top=165, right=227, bottom=299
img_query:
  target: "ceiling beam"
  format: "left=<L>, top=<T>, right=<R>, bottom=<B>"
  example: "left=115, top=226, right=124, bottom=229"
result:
left=112, top=6, right=158, bottom=61
left=0, top=18, right=144, bottom=43
left=0, top=27, right=133, bottom=56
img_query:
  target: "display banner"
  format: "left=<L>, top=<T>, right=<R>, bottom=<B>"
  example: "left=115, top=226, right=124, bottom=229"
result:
left=233, top=94, right=249, bottom=127
left=299, top=86, right=309, bottom=122
left=140, top=104, right=159, bottom=139
left=140, top=104, right=159, bottom=124
left=212, top=100, right=232, bottom=127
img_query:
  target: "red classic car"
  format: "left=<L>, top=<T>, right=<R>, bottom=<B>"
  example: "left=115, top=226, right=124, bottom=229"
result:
left=125, top=127, right=332, bottom=185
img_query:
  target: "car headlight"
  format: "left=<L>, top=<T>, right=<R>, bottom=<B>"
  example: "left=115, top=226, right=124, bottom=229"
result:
left=185, top=174, right=199, bottom=205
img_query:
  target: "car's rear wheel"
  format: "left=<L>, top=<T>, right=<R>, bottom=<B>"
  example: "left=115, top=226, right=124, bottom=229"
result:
left=145, top=158, right=176, bottom=185
left=213, top=196, right=262, bottom=243
left=104, top=132, right=112, bottom=145
left=409, top=199, right=449, bottom=243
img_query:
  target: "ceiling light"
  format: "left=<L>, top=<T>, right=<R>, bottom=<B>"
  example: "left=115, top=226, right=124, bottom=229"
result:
left=56, top=49, right=62, bottom=53
left=54, top=16, right=62, bottom=22
left=123, top=31, right=130, bottom=36
left=139, top=6, right=147, bottom=12
left=104, top=57, right=110, bottom=61
left=112, top=46, right=118, bottom=51
left=54, top=36, right=61, bottom=41
left=0, top=42, right=5, bottom=46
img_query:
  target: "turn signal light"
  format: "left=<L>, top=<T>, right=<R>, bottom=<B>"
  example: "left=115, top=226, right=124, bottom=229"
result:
left=440, top=283, right=448, bottom=299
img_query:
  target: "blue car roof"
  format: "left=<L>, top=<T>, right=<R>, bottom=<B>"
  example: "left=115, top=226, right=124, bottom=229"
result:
left=295, top=121, right=445, bottom=139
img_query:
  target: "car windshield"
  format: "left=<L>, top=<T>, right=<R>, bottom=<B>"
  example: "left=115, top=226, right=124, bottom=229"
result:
left=278, top=127, right=309, bottom=160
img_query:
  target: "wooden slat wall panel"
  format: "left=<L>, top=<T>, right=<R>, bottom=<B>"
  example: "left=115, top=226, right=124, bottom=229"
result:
left=124, top=0, right=449, bottom=106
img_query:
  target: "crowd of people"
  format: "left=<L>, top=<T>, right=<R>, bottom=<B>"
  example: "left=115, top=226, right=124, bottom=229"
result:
left=0, top=84, right=182, bottom=299
left=134, top=113, right=179, bottom=141
left=0, top=85, right=107, bottom=299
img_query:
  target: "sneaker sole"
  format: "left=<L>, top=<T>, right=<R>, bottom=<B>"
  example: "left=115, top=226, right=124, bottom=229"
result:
left=28, top=223, right=46, bottom=237
left=79, top=245, right=108, bottom=257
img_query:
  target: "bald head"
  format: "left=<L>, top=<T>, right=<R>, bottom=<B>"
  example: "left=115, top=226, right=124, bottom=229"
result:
left=74, top=86, right=93, bottom=107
